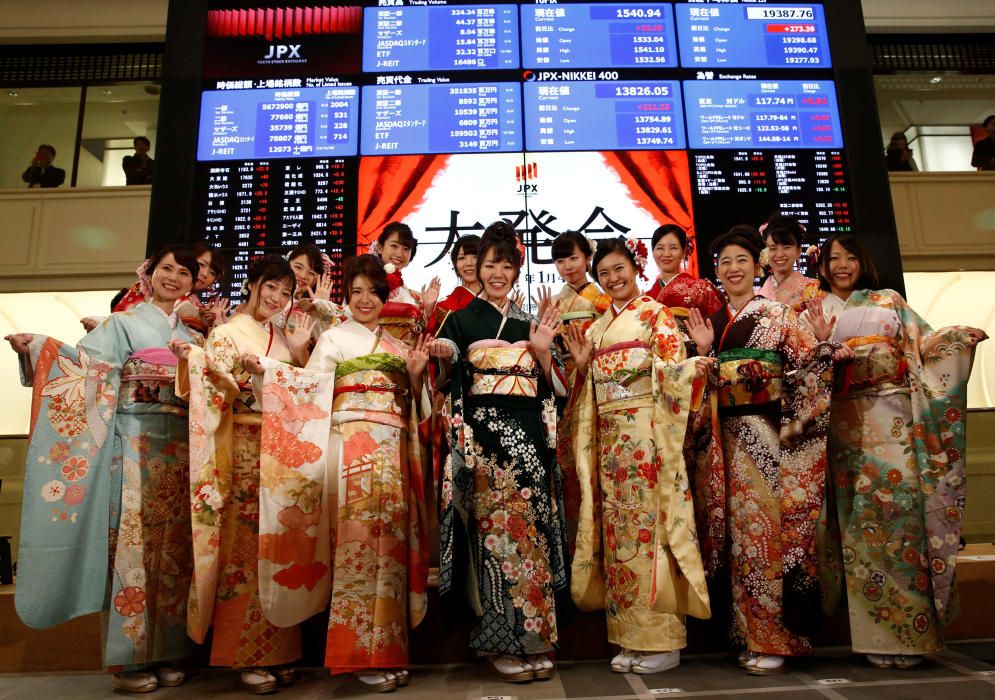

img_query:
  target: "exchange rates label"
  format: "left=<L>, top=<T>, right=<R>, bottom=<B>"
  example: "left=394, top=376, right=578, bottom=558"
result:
left=684, top=80, right=841, bottom=149
left=197, top=86, right=359, bottom=161
left=676, top=4, right=831, bottom=68
left=363, top=4, right=519, bottom=72
left=521, top=3, right=677, bottom=69
left=524, top=80, right=684, bottom=151
left=360, top=83, right=523, bottom=155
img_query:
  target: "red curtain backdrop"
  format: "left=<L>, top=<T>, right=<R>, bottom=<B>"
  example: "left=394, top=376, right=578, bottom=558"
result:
left=601, top=151, right=699, bottom=277
left=356, top=155, right=451, bottom=248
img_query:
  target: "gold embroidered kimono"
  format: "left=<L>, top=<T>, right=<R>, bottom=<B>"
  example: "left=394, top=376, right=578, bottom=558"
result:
left=571, top=296, right=710, bottom=652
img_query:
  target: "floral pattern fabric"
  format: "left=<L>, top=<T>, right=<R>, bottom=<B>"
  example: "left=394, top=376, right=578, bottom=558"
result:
left=16, top=302, right=194, bottom=668
left=705, top=296, right=835, bottom=656
left=571, top=296, right=709, bottom=652
left=822, top=289, right=978, bottom=654
left=182, top=313, right=302, bottom=668
left=438, top=298, right=568, bottom=656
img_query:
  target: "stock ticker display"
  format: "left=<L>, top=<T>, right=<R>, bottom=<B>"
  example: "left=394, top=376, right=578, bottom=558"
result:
left=195, top=0, right=855, bottom=296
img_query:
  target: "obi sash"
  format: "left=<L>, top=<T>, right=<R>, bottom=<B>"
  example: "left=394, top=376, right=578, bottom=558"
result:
left=120, top=347, right=185, bottom=410
left=834, top=335, right=908, bottom=396
left=715, top=348, right=784, bottom=415
left=333, top=352, right=410, bottom=422
left=590, top=341, right=653, bottom=410
left=466, top=343, right=539, bottom=399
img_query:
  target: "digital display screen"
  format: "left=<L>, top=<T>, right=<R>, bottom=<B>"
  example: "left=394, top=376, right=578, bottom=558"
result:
left=360, top=82, right=523, bottom=155
left=363, top=4, right=520, bottom=72
left=683, top=80, right=842, bottom=149
left=197, top=85, right=360, bottom=161
left=675, top=4, right=831, bottom=68
left=180, top=0, right=898, bottom=303
left=521, top=3, right=677, bottom=68
left=524, top=80, right=684, bottom=151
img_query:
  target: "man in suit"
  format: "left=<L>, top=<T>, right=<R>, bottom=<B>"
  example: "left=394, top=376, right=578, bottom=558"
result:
left=21, top=144, right=66, bottom=188
left=122, top=136, right=155, bottom=185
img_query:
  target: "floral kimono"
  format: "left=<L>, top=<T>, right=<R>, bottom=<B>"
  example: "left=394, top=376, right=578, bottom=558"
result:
left=571, top=296, right=710, bottom=653
left=704, top=296, right=835, bottom=656
left=553, top=282, right=611, bottom=552
left=181, top=313, right=303, bottom=668
left=380, top=285, right=426, bottom=347
left=16, top=302, right=195, bottom=668
left=437, top=297, right=569, bottom=656
left=758, top=271, right=822, bottom=314
left=288, top=320, right=432, bottom=674
left=819, top=289, right=978, bottom=655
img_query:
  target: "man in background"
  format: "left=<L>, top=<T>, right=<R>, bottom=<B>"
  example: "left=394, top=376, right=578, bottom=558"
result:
left=122, top=136, right=155, bottom=185
left=971, top=115, right=995, bottom=171
left=21, top=144, right=65, bottom=188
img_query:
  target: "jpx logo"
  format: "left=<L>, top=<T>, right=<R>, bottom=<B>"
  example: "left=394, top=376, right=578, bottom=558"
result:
left=263, top=44, right=301, bottom=60
left=515, top=162, right=539, bottom=194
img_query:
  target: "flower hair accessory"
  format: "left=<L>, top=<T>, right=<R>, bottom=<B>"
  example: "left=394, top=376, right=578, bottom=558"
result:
left=383, top=261, right=404, bottom=294
left=136, top=258, right=152, bottom=298
left=624, top=237, right=649, bottom=280
left=514, top=235, right=526, bottom=265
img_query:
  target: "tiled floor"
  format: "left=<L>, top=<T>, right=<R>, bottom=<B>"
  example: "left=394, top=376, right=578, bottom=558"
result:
left=4, top=642, right=995, bottom=699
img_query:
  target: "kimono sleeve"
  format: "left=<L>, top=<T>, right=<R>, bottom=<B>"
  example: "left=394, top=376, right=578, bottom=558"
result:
left=15, top=317, right=131, bottom=629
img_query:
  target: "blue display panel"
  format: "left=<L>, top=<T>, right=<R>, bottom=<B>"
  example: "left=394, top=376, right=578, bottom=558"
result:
left=360, top=83, right=523, bottom=155
left=197, top=86, right=359, bottom=161
left=362, top=4, right=520, bottom=72
left=521, top=3, right=677, bottom=69
left=684, top=80, right=842, bottom=149
left=676, top=4, right=831, bottom=68
left=524, top=80, right=684, bottom=151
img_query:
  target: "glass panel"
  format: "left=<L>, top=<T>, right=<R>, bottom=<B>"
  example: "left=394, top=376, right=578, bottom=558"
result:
left=0, top=86, right=82, bottom=190
left=78, top=82, right=160, bottom=188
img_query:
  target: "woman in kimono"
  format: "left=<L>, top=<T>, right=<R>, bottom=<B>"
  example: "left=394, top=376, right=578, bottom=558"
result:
left=685, top=226, right=849, bottom=675
left=173, top=255, right=315, bottom=694
left=370, top=221, right=440, bottom=347
left=247, top=255, right=432, bottom=692
left=804, top=234, right=986, bottom=670
left=646, top=224, right=724, bottom=327
left=6, top=246, right=200, bottom=693
left=434, top=221, right=568, bottom=683
left=564, top=237, right=712, bottom=675
left=757, top=215, right=821, bottom=313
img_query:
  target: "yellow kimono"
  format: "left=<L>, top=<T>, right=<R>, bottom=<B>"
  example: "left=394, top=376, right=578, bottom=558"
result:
left=572, top=295, right=710, bottom=652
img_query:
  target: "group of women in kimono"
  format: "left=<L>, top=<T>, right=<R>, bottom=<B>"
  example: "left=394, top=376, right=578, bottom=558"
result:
left=5, top=214, right=986, bottom=693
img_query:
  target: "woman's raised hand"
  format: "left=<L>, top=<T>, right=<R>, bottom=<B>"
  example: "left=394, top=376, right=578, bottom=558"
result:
left=563, top=322, right=592, bottom=374
left=529, top=303, right=561, bottom=354
left=686, top=308, right=715, bottom=357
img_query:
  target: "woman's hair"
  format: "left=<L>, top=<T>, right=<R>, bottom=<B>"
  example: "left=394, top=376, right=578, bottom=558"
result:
left=761, top=214, right=806, bottom=248
left=817, top=233, right=880, bottom=291
left=710, top=224, right=764, bottom=263
left=592, top=236, right=636, bottom=274
left=343, top=254, right=390, bottom=303
left=450, top=234, right=481, bottom=266
left=190, top=240, right=226, bottom=283
left=243, top=254, right=296, bottom=299
left=651, top=224, right=688, bottom=251
left=378, top=221, right=418, bottom=259
left=286, top=243, right=324, bottom=280
left=476, top=220, right=522, bottom=278
left=551, top=230, right=593, bottom=261
left=146, top=245, right=199, bottom=281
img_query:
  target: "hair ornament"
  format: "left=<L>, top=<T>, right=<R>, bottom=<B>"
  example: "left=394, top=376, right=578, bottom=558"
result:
left=623, top=237, right=649, bottom=281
